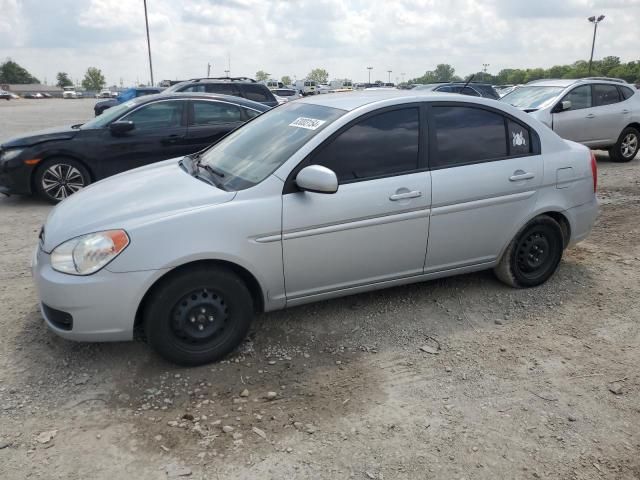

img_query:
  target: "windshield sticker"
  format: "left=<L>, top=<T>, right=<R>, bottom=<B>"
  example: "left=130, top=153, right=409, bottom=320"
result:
left=512, top=131, right=526, bottom=147
left=289, top=117, right=326, bottom=130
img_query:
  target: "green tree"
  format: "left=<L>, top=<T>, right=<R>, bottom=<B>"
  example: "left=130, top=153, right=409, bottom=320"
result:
left=432, top=64, right=456, bottom=82
left=306, top=68, right=329, bottom=84
left=281, top=75, right=292, bottom=86
left=81, top=67, right=106, bottom=90
left=56, top=72, right=73, bottom=88
left=255, top=70, right=270, bottom=82
left=0, top=59, right=39, bottom=84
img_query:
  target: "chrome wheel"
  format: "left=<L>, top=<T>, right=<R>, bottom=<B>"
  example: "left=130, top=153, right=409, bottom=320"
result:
left=41, top=163, right=86, bottom=200
left=620, top=132, right=638, bottom=159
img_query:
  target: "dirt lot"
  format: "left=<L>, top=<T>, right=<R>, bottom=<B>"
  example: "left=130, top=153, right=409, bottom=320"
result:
left=0, top=99, right=638, bottom=479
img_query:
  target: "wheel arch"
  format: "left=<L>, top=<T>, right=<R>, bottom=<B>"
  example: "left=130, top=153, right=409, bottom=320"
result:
left=31, top=154, right=96, bottom=192
left=624, top=122, right=640, bottom=133
left=134, top=259, right=266, bottom=330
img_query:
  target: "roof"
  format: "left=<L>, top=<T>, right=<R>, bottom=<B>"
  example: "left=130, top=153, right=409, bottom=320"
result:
left=1, top=84, right=63, bottom=93
left=527, top=78, right=630, bottom=88
left=133, top=92, right=270, bottom=111
left=297, top=90, right=495, bottom=112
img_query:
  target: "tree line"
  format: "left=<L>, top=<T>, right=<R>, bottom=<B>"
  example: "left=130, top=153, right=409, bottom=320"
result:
left=408, top=56, right=640, bottom=85
left=1, top=59, right=106, bottom=90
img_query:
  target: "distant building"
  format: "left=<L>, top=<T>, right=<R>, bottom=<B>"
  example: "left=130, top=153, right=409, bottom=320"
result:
left=1, top=84, right=64, bottom=97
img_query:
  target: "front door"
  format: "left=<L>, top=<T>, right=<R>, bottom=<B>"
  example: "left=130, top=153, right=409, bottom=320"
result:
left=282, top=106, right=431, bottom=300
left=426, top=104, right=543, bottom=272
left=97, top=99, right=188, bottom=178
left=551, top=85, right=600, bottom=145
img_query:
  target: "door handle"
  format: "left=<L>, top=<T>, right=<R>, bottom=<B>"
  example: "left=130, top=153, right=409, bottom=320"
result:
left=389, top=190, right=422, bottom=201
left=585, top=114, right=596, bottom=119
left=509, top=171, right=535, bottom=181
left=621, top=109, right=630, bottom=114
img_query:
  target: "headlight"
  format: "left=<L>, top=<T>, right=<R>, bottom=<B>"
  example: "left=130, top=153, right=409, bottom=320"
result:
left=0, top=148, right=24, bottom=162
left=50, top=230, right=129, bottom=275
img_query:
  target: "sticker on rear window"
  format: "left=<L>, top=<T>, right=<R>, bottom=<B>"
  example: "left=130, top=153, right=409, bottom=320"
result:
left=289, top=117, right=326, bottom=130
left=512, top=131, right=526, bottom=147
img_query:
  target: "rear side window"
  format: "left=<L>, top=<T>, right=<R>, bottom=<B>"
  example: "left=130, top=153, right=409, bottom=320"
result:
left=191, top=101, right=242, bottom=126
left=593, top=84, right=621, bottom=106
left=460, top=86, right=481, bottom=97
left=181, top=85, right=205, bottom=93
left=204, top=83, right=239, bottom=96
left=431, top=106, right=507, bottom=168
left=241, top=84, right=273, bottom=102
left=619, top=86, right=635, bottom=100
left=562, top=85, right=592, bottom=110
left=508, top=120, right=531, bottom=156
left=313, top=108, right=420, bottom=182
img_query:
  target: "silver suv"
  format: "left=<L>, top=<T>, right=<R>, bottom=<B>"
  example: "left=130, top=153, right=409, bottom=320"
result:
left=501, top=78, right=640, bottom=162
left=33, top=91, right=598, bottom=365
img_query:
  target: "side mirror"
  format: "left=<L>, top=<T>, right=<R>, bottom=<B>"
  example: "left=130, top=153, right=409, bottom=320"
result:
left=295, top=165, right=338, bottom=194
left=109, top=121, right=135, bottom=135
left=560, top=100, right=572, bottom=112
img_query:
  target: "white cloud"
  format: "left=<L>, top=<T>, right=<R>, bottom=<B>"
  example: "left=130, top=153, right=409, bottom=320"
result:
left=2, top=0, right=639, bottom=86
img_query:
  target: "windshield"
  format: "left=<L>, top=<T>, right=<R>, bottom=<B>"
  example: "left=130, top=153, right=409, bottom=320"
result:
left=199, top=102, right=345, bottom=190
left=501, top=86, right=565, bottom=109
left=80, top=100, right=136, bottom=129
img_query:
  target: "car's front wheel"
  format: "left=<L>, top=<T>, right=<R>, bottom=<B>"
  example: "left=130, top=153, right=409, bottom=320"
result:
left=494, top=215, right=564, bottom=288
left=609, top=127, right=639, bottom=163
left=34, top=158, right=91, bottom=204
left=144, top=265, right=254, bottom=366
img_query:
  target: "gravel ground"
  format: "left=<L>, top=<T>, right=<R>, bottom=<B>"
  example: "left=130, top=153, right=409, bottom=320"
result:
left=0, top=99, right=639, bottom=479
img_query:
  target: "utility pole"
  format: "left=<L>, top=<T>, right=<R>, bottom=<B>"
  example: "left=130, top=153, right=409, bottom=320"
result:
left=143, top=0, right=154, bottom=86
left=482, top=63, right=489, bottom=73
left=588, top=15, right=605, bottom=75
left=387, top=70, right=392, bottom=83
left=207, top=63, right=211, bottom=77
left=367, top=66, right=373, bottom=84
left=224, top=70, right=230, bottom=78
left=401, top=72, right=406, bottom=84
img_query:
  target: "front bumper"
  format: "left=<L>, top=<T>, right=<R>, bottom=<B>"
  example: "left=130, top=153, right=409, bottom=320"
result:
left=31, top=246, right=161, bottom=342
left=0, top=157, right=33, bottom=195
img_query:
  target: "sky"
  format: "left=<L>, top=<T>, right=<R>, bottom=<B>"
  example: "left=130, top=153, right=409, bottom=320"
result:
left=1, top=0, right=639, bottom=87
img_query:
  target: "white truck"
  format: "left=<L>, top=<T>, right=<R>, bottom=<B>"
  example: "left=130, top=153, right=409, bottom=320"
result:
left=62, top=86, right=79, bottom=99
left=329, top=79, right=353, bottom=90
left=294, top=79, right=317, bottom=96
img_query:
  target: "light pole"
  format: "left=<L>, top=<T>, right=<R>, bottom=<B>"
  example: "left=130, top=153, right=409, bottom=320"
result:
left=482, top=63, right=490, bottom=81
left=207, top=63, right=211, bottom=77
left=143, top=0, right=154, bottom=86
left=401, top=72, right=405, bottom=84
left=367, top=66, right=373, bottom=84
left=588, top=15, right=605, bottom=75
left=387, top=70, right=392, bottom=84
left=224, top=69, right=230, bottom=78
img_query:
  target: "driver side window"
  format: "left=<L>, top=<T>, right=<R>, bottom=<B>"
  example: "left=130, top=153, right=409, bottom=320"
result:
left=121, top=101, right=184, bottom=130
left=561, top=85, right=592, bottom=111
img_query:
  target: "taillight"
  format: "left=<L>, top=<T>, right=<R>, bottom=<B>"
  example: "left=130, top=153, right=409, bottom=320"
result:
left=590, top=152, right=598, bottom=193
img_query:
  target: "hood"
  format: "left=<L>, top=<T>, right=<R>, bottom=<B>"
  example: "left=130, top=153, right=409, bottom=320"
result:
left=95, top=99, right=118, bottom=108
left=2, top=125, right=79, bottom=148
left=41, top=158, right=236, bottom=252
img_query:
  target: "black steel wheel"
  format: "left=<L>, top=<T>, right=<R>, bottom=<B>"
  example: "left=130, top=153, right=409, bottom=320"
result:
left=34, top=158, right=90, bottom=203
left=144, top=266, right=254, bottom=366
left=494, top=215, right=564, bottom=288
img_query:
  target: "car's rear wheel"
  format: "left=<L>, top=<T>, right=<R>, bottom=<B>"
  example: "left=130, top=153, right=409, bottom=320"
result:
left=609, top=127, right=639, bottom=163
left=144, top=266, right=254, bottom=366
left=34, top=158, right=91, bottom=204
left=494, top=215, right=564, bottom=288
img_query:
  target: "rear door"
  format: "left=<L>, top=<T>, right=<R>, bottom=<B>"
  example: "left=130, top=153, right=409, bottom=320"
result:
left=590, top=84, right=627, bottom=144
left=426, top=103, right=543, bottom=272
left=282, top=106, right=431, bottom=300
left=185, top=99, right=246, bottom=151
left=97, top=99, right=188, bottom=177
left=552, top=85, right=596, bottom=144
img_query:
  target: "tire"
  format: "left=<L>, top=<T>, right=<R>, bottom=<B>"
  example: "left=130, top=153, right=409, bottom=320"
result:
left=144, top=266, right=254, bottom=366
left=34, top=157, right=91, bottom=204
left=609, top=127, right=639, bottom=163
left=494, top=215, right=564, bottom=288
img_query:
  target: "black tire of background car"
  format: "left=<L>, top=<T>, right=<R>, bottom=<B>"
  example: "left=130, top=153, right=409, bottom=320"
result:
left=494, top=215, right=564, bottom=288
left=609, top=126, right=640, bottom=163
left=33, top=157, right=91, bottom=204
left=144, top=265, right=254, bottom=366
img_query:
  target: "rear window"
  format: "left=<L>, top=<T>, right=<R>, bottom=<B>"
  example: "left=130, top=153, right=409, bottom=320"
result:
left=241, top=84, right=274, bottom=102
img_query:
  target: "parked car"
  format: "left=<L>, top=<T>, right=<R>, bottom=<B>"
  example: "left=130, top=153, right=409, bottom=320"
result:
left=24, top=93, right=44, bottom=99
left=94, top=87, right=163, bottom=116
left=41, top=93, right=53, bottom=99
left=31, top=90, right=598, bottom=365
left=0, top=90, right=11, bottom=100
left=501, top=78, right=640, bottom=162
left=62, top=87, right=79, bottom=99
left=97, top=89, right=112, bottom=98
left=272, top=88, right=301, bottom=101
left=0, top=93, right=268, bottom=203
left=413, top=83, right=500, bottom=99
left=164, top=77, right=278, bottom=108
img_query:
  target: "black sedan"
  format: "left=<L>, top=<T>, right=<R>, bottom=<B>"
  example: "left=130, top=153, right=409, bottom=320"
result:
left=0, top=93, right=269, bottom=203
